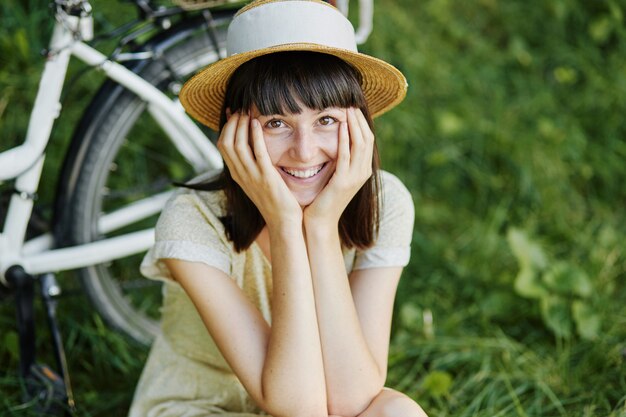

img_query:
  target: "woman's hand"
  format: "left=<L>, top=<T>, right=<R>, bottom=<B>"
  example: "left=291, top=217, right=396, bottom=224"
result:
left=218, top=112, right=302, bottom=228
left=303, top=107, right=374, bottom=229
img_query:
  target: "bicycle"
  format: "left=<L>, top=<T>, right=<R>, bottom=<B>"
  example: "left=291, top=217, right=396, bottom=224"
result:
left=1, top=0, right=374, bottom=412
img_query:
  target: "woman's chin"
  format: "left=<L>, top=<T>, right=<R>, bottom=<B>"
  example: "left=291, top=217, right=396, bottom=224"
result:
left=293, top=191, right=320, bottom=208
left=297, top=197, right=316, bottom=208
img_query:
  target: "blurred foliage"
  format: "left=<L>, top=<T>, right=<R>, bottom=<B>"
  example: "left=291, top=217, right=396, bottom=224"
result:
left=507, top=227, right=601, bottom=340
left=369, top=0, right=626, bottom=414
left=1, top=0, right=626, bottom=416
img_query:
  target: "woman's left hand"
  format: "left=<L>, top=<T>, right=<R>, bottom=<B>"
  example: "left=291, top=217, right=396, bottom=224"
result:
left=303, top=107, right=374, bottom=229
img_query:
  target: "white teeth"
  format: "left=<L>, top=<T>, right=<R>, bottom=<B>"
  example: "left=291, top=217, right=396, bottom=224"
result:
left=284, top=166, right=323, bottom=179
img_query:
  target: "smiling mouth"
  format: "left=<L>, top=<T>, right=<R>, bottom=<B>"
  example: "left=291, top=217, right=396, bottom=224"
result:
left=281, top=164, right=325, bottom=179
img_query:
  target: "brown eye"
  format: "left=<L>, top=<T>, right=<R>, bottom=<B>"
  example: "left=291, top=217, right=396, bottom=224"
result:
left=319, top=116, right=337, bottom=126
left=266, top=119, right=284, bottom=129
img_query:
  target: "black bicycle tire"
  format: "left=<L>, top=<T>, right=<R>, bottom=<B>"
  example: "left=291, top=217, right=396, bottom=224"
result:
left=55, top=13, right=231, bottom=345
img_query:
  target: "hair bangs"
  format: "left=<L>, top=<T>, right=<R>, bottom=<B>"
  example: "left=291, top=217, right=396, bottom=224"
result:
left=224, top=52, right=366, bottom=120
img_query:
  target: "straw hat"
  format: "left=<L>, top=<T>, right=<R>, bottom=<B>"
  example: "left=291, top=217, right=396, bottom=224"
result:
left=179, top=0, right=408, bottom=131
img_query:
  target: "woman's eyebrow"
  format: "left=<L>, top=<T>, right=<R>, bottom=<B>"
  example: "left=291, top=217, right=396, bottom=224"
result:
left=315, top=107, right=344, bottom=115
left=256, top=113, right=283, bottom=118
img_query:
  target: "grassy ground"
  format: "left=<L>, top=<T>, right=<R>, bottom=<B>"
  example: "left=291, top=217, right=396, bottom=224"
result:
left=1, top=0, right=626, bottom=416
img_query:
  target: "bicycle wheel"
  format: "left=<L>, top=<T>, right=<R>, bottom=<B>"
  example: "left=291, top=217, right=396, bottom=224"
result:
left=55, top=13, right=231, bottom=345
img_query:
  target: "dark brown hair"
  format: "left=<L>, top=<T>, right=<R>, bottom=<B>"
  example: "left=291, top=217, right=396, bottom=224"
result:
left=191, top=51, right=381, bottom=252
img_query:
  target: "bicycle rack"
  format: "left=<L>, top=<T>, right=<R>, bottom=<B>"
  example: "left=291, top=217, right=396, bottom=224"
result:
left=6, top=266, right=76, bottom=416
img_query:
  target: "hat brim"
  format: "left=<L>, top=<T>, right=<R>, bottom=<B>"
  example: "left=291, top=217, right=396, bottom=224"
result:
left=179, top=43, right=407, bottom=131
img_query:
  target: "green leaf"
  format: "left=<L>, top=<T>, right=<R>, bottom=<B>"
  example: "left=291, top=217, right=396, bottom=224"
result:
left=588, top=16, right=613, bottom=44
left=14, top=28, right=30, bottom=61
left=4, top=331, right=19, bottom=361
left=399, top=302, right=422, bottom=331
left=542, top=262, right=593, bottom=297
left=609, top=1, right=623, bottom=22
left=506, top=228, right=548, bottom=271
left=540, top=295, right=572, bottom=338
left=425, top=145, right=461, bottom=166
left=422, top=370, right=453, bottom=397
left=514, top=267, right=547, bottom=299
left=572, top=301, right=601, bottom=340
left=481, top=291, right=520, bottom=319
left=553, top=66, right=578, bottom=84
left=509, top=36, right=533, bottom=67
left=436, top=111, right=464, bottom=136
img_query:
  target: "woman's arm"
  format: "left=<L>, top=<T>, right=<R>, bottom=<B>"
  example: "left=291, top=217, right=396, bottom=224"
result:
left=305, top=226, right=402, bottom=416
left=303, top=108, right=402, bottom=415
left=164, top=113, right=328, bottom=417
left=165, top=221, right=327, bottom=417
left=262, top=220, right=327, bottom=416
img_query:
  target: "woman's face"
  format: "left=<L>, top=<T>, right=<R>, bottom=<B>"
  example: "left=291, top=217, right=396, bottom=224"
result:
left=251, top=104, right=346, bottom=207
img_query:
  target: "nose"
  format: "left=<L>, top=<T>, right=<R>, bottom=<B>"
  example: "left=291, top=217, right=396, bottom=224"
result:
left=291, top=127, right=316, bottom=161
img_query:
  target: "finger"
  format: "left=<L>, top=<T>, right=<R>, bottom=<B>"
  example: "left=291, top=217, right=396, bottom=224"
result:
left=250, top=119, right=274, bottom=174
left=233, top=112, right=259, bottom=176
left=348, top=107, right=366, bottom=147
left=222, top=113, right=254, bottom=182
left=355, top=108, right=375, bottom=159
left=354, top=108, right=374, bottom=145
left=217, top=113, right=240, bottom=172
left=217, top=111, right=239, bottom=150
left=353, top=108, right=375, bottom=172
left=336, top=120, right=350, bottom=174
left=346, top=108, right=366, bottom=167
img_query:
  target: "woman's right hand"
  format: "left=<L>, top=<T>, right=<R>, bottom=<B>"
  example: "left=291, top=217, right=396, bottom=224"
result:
left=217, top=112, right=302, bottom=228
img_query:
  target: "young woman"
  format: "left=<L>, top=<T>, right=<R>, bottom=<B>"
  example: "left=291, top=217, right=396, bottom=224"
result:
left=129, top=1, right=427, bottom=416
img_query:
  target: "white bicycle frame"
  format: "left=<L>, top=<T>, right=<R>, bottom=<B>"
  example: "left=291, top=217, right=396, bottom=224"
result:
left=0, top=5, right=223, bottom=284
left=0, top=0, right=374, bottom=285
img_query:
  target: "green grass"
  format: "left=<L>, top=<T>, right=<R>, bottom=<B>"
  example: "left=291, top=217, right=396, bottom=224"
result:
left=2, top=0, right=626, bottom=416
left=1, top=295, right=147, bottom=416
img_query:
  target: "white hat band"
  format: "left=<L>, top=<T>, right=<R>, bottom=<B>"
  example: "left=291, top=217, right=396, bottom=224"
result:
left=227, top=2, right=358, bottom=56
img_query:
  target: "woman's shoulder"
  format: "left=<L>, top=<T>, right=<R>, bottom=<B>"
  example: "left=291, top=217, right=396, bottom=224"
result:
left=349, top=171, right=414, bottom=270
left=143, top=171, right=234, bottom=280
left=377, top=170, right=415, bottom=241
left=379, top=170, right=413, bottom=209
left=159, top=189, right=226, bottom=230
left=164, top=171, right=227, bottom=215
left=156, top=171, right=228, bottom=240
left=167, top=187, right=226, bottom=218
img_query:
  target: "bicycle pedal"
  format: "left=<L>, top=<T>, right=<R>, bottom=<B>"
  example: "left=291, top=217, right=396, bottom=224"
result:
left=25, top=363, right=69, bottom=413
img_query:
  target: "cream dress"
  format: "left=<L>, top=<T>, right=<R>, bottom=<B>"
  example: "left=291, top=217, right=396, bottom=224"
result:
left=128, top=170, right=415, bottom=417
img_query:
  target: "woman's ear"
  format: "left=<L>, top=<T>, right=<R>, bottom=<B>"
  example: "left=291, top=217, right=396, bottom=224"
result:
left=225, top=107, right=232, bottom=120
